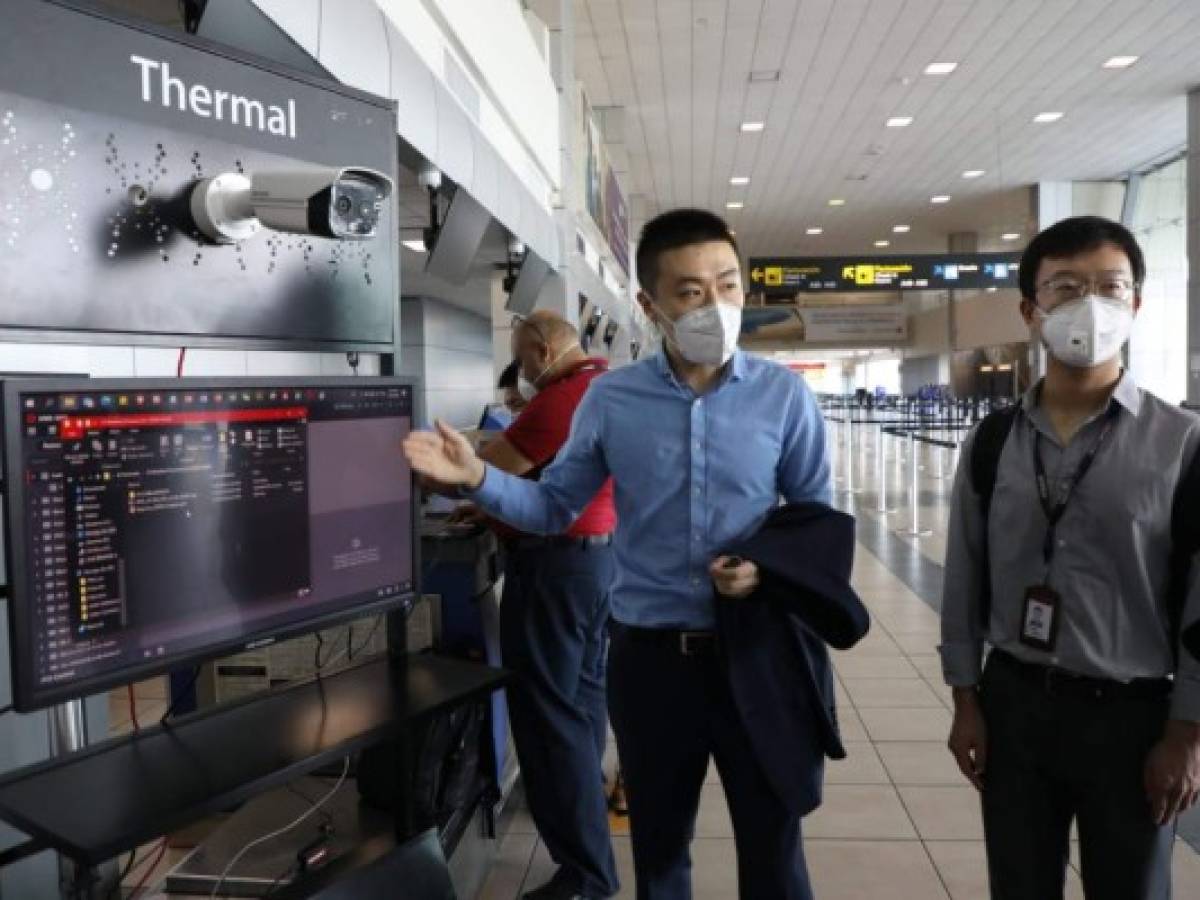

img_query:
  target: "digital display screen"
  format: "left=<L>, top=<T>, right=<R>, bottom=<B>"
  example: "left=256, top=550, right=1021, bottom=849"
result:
left=2, top=378, right=417, bottom=711
left=748, top=253, right=1022, bottom=298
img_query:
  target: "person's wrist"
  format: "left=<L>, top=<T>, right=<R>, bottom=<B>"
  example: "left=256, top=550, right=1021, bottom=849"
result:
left=952, top=686, right=981, bottom=710
left=1165, top=719, right=1200, bottom=747
left=467, top=459, right=486, bottom=491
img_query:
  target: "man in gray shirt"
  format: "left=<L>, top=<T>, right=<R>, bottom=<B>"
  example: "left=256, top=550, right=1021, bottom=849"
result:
left=940, top=216, right=1200, bottom=899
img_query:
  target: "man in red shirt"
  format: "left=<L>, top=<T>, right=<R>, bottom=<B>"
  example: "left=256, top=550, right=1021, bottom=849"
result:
left=470, top=311, right=618, bottom=900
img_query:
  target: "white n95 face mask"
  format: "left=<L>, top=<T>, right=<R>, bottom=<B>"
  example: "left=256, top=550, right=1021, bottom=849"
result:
left=662, top=302, right=743, bottom=367
left=516, top=375, right=538, bottom=402
left=516, top=343, right=578, bottom=400
left=1037, top=295, right=1134, bottom=368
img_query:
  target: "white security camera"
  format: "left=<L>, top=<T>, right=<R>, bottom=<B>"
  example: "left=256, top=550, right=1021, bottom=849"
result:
left=417, top=162, right=442, bottom=192
left=507, top=237, right=526, bottom=258
left=254, top=168, right=392, bottom=238
left=190, top=166, right=393, bottom=243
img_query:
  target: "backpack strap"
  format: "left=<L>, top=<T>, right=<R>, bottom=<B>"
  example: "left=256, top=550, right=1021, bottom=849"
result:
left=1169, top=441, right=1200, bottom=661
left=968, top=406, right=1020, bottom=630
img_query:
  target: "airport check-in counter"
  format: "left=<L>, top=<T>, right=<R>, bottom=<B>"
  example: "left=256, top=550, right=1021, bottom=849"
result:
left=420, top=517, right=520, bottom=827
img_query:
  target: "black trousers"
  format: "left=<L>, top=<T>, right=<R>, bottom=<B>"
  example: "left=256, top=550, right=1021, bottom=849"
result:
left=500, top=542, right=618, bottom=898
left=980, top=654, right=1176, bottom=900
left=607, top=625, right=813, bottom=900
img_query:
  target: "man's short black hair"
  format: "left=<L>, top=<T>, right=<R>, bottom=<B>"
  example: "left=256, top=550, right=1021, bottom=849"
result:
left=636, top=208, right=740, bottom=296
left=497, top=360, right=520, bottom=390
left=1018, top=216, right=1146, bottom=301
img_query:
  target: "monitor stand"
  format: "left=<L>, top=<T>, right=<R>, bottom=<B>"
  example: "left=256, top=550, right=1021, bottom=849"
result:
left=48, top=700, right=115, bottom=900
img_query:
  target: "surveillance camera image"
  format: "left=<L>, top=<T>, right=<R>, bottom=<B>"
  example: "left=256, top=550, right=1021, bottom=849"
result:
left=0, top=93, right=394, bottom=343
left=0, top=0, right=398, bottom=345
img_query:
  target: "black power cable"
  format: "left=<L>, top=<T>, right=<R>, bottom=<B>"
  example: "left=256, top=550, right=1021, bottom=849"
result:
left=159, top=666, right=203, bottom=727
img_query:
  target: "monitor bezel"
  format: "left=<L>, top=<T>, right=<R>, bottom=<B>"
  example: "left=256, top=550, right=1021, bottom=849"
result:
left=1, top=375, right=423, bottom=713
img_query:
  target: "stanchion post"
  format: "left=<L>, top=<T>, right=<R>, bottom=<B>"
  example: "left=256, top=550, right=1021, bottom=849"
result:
left=845, top=414, right=856, bottom=495
left=905, top=432, right=933, bottom=537
left=827, top=417, right=839, bottom=483
left=877, top=425, right=892, bottom=514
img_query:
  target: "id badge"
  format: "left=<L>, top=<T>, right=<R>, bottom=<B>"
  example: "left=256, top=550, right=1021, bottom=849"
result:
left=1019, top=585, right=1060, bottom=652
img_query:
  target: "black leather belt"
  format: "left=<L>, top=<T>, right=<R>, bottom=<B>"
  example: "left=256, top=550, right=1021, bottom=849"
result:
left=611, top=622, right=718, bottom=657
left=989, top=649, right=1171, bottom=701
left=508, top=533, right=613, bottom=552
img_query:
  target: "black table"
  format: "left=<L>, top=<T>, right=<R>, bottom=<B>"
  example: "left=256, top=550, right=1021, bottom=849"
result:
left=0, top=653, right=508, bottom=865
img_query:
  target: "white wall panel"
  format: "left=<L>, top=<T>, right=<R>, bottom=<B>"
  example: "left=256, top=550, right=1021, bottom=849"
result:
left=249, top=0, right=321, bottom=58
left=316, top=0, right=391, bottom=98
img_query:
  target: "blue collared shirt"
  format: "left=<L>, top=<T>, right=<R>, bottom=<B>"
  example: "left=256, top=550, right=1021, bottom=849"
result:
left=471, top=350, right=831, bottom=629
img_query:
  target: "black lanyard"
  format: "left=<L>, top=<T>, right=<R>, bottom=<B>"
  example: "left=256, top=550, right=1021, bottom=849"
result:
left=1032, top=404, right=1120, bottom=566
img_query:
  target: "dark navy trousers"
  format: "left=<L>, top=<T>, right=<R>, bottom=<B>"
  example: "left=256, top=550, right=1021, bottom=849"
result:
left=500, top=542, right=618, bottom=898
left=980, top=653, right=1176, bottom=900
left=607, top=624, right=814, bottom=900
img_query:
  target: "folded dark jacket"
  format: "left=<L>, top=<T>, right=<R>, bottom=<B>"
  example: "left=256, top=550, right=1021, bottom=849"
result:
left=714, top=501, right=871, bottom=815
left=725, top=501, right=871, bottom=650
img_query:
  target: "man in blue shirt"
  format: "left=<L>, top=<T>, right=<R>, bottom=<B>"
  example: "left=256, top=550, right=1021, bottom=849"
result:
left=404, top=209, right=831, bottom=899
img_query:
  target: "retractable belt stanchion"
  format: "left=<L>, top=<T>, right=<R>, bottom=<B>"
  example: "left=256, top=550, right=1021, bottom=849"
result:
left=904, top=431, right=933, bottom=537
left=830, top=417, right=840, bottom=482
left=876, top=425, right=892, bottom=514
left=845, top=412, right=856, bottom=495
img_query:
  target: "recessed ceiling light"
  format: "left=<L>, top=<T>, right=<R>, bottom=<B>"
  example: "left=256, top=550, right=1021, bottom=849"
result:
left=725, top=201, right=744, bottom=210
left=730, top=176, right=750, bottom=186
left=874, top=240, right=890, bottom=248
left=931, top=195, right=951, bottom=204
left=740, top=121, right=765, bottom=133
left=924, top=62, right=958, bottom=75
left=1033, top=111, right=1064, bottom=123
left=893, top=225, right=911, bottom=233
left=1002, top=232, right=1021, bottom=241
left=886, top=116, right=914, bottom=128
left=806, top=227, right=824, bottom=235
left=962, top=169, right=986, bottom=179
left=402, top=239, right=426, bottom=253
left=828, top=198, right=846, bottom=207
left=748, top=69, right=780, bottom=83
left=1103, top=55, right=1139, bottom=69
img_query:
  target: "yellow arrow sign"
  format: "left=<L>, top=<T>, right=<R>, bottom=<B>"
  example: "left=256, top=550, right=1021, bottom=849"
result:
left=750, top=267, right=764, bottom=283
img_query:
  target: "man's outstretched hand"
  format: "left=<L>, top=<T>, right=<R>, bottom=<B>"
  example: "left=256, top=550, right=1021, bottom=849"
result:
left=403, top=421, right=487, bottom=490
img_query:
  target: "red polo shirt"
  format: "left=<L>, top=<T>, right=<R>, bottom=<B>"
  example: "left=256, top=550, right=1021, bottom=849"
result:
left=501, top=357, right=616, bottom=537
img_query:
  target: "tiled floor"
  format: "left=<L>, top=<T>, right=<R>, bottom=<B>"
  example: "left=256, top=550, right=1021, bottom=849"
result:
left=100, top=421, right=1200, bottom=898
left=475, top=423, right=1200, bottom=899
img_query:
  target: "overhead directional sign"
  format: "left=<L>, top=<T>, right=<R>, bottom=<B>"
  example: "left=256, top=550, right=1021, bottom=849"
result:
left=748, top=253, right=1022, bottom=298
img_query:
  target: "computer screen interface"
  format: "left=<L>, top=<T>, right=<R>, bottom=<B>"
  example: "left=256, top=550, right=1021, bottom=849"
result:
left=2, top=378, right=417, bottom=711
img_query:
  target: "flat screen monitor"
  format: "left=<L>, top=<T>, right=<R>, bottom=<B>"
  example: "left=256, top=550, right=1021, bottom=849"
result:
left=1, top=377, right=419, bottom=712
left=424, top=188, right=491, bottom=286
left=504, top=252, right=552, bottom=316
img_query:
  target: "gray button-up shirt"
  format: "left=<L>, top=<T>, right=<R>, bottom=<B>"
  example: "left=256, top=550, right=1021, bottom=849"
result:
left=939, top=372, right=1200, bottom=721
